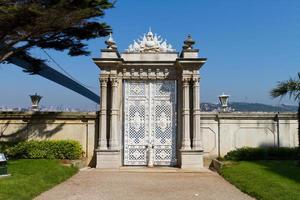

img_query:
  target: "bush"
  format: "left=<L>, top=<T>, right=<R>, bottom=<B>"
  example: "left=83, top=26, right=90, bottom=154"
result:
left=0, top=141, right=17, bottom=153
left=3, top=140, right=83, bottom=160
left=224, top=147, right=298, bottom=161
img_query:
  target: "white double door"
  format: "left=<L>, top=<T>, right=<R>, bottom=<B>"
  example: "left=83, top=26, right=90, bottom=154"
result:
left=123, top=80, right=177, bottom=166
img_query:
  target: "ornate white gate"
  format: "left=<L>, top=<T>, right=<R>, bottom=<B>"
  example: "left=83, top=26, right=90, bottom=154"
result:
left=124, top=80, right=177, bottom=166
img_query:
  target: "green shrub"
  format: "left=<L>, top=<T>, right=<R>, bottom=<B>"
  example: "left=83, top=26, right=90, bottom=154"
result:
left=0, top=141, right=17, bottom=153
left=224, top=147, right=298, bottom=161
left=4, top=140, right=83, bottom=160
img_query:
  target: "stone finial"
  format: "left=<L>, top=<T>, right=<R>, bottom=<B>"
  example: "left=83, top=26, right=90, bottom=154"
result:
left=105, top=33, right=117, bottom=50
left=183, top=34, right=195, bottom=50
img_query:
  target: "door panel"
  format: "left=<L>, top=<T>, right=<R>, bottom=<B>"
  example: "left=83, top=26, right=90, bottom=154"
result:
left=124, top=80, right=176, bottom=166
left=151, top=81, right=177, bottom=166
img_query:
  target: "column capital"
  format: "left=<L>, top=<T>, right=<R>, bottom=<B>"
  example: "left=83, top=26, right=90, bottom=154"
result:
left=99, top=78, right=108, bottom=86
left=192, top=77, right=200, bottom=86
left=110, top=77, right=118, bottom=86
left=99, top=74, right=109, bottom=81
left=182, top=77, right=191, bottom=84
left=192, top=75, right=200, bottom=81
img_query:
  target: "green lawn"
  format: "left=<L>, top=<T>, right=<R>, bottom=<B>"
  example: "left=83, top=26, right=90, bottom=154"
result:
left=220, top=160, right=300, bottom=200
left=0, top=159, right=78, bottom=200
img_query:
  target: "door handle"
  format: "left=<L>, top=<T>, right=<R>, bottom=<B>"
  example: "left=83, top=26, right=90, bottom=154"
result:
left=145, top=144, right=154, bottom=149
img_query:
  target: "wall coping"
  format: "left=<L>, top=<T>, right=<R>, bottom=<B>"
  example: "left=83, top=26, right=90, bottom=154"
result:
left=0, top=111, right=296, bottom=120
left=0, top=111, right=97, bottom=120
left=200, top=112, right=297, bottom=120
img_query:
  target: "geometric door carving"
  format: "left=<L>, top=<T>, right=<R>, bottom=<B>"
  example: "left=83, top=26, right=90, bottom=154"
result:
left=124, top=80, right=177, bottom=166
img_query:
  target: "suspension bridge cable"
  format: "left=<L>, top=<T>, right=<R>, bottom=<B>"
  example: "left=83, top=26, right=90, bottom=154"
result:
left=41, top=49, right=98, bottom=89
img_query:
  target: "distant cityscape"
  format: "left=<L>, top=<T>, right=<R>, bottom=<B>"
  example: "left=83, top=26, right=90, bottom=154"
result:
left=201, top=102, right=298, bottom=112
left=0, top=105, right=98, bottom=112
left=0, top=102, right=297, bottom=112
left=201, top=103, right=235, bottom=112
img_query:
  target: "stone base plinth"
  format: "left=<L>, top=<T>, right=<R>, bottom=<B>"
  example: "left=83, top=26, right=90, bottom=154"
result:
left=179, top=149, right=204, bottom=169
left=95, top=149, right=121, bottom=169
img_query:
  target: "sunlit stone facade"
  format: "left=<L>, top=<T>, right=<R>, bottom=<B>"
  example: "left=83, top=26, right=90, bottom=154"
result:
left=93, top=31, right=206, bottom=168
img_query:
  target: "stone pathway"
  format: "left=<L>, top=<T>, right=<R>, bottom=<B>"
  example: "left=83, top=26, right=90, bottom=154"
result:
left=35, top=168, right=254, bottom=200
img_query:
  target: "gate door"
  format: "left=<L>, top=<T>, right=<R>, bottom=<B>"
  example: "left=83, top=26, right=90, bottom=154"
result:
left=124, top=80, right=177, bottom=166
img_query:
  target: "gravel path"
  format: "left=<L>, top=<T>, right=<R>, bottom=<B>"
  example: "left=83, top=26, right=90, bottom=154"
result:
left=35, top=169, right=254, bottom=200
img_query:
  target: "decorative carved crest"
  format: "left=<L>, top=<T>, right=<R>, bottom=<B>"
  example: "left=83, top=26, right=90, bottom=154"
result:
left=126, top=28, right=176, bottom=53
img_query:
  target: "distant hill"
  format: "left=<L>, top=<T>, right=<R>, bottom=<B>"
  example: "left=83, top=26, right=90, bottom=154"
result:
left=201, top=102, right=297, bottom=112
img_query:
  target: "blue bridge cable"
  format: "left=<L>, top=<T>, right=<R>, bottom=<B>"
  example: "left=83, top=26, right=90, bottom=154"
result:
left=6, top=53, right=100, bottom=104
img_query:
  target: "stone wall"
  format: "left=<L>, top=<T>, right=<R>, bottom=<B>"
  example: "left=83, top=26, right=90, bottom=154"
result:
left=0, top=111, right=298, bottom=166
left=201, top=112, right=298, bottom=157
left=0, top=112, right=97, bottom=166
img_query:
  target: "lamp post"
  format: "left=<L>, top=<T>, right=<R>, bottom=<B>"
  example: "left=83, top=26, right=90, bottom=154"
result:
left=218, top=93, right=230, bottom=112
left=30, top=93, right=42, bottom=111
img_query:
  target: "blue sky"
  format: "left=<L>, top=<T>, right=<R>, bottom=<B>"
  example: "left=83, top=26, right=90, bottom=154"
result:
left=1, top=0, right=299, bottom=109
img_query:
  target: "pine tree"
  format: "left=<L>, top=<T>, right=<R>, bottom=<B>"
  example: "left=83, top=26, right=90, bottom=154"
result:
left=0, top=0, right=113, bottom=70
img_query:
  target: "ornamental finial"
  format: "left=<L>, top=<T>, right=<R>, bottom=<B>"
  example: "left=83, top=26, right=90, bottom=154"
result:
left=183, top=34, right=195, bottom=50
left=105, top=33, right=117, bottom=50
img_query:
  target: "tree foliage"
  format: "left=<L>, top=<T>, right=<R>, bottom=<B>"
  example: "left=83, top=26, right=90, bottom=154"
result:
left=270, top=73, right=300, bottom=101
left=0, top=0, right=113, bottom=67
left=271, top=73, right=300, bottom=163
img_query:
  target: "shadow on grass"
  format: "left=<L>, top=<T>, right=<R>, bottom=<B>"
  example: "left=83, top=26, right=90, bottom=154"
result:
left=254, top=160, right=300, bottom=183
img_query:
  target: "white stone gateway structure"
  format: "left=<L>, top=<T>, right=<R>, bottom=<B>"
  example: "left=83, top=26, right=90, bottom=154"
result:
left=0, top=32, right=297, bottom=167
left=93, top=30, right=207, bottom=169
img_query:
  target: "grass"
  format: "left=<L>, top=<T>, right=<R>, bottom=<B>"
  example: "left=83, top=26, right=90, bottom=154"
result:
left=0, top=159, right=78, bottom=200
left=220, top=160, right=300, bottom=200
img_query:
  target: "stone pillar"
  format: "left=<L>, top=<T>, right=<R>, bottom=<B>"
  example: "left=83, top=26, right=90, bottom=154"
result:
left=179, top=75, right=203, bottom=169
left=98, top=78, right=108, bottom=150
left=109, top=77, right=119, bottom=149
left=95, top=76, right=121, bottom=169
left=181, top=77, right=191, bottom=150
left=192, top=76, right=202, bottom=150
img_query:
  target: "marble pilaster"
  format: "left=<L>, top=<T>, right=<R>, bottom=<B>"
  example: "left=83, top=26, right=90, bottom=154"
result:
left=109, top=77, right=119, bottom=149
left=98, top=78, right=108, bottom=150
left=181, top=77, right=191, bottom=150
left=192, top=75, right=202, bottom=150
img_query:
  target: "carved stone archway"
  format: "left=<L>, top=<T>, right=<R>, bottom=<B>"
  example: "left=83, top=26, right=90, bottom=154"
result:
left=93, top=30, right=207, bottom=169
